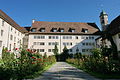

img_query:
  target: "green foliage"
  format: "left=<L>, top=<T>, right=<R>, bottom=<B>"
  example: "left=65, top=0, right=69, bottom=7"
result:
left=53, top=44, right=58, bottom=55
left=66, top=48, right=120, bottom=77
left=0, top=49, right=56, bottom=80
left=60, top=46, right=70, bottom=61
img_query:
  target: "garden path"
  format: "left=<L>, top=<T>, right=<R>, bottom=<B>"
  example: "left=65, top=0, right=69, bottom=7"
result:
left=34, top=62, right=100, bottom=80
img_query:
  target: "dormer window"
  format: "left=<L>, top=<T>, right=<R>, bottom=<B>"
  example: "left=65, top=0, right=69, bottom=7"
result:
left=40, top=28, right=45, bottom=32
left=71, top=29, right=75, bottom=32
left=69, top=28, right=75, bottom=32
left=82, top=28, right=88, bottom=33
left=31, top=28, right=36, bottom=32
left=51, top=28, right=57, bottom=32
left=59, top=28, right=64, bottom=32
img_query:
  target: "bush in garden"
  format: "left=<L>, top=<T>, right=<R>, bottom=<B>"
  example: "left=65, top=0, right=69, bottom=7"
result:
left=66, top=48, right=120, bottom=74
left=0, top=48, right=56, bottom=80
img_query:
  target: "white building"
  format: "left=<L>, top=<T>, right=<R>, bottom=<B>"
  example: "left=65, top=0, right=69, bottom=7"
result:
left=0, top=10, right=27, bottom=58
left=28, top=21, right=100, bottom=56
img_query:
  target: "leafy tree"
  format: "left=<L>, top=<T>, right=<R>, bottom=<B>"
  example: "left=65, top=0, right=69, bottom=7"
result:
left=53, top=44, right=58, bottom=55
left=53, top=44, right=59, bottom=61
left=60, top=46, right=69, bottom=61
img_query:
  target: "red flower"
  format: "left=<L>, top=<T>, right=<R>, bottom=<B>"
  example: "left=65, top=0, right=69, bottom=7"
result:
left=27, top=49, right=30, bottom=52
left=32, top=57, right=35, bottom=59
left=15, top=48, right=18, bottom=50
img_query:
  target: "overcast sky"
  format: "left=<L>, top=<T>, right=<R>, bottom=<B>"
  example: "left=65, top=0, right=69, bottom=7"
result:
left=0, top=0, right=120, bottom=29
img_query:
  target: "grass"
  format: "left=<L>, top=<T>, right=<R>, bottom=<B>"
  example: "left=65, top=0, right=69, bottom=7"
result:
left=67, top=62, right=120, bottom=79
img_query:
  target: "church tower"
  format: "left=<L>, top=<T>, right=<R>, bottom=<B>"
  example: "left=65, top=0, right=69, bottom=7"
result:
left=99, top=10, right=108, bottom=31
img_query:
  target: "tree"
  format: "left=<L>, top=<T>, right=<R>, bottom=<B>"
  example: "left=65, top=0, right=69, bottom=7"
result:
left=53, top=44, right=59, bottom=61
left=53, top=44, right=58, bottom=55
left=60, top=46, right=69, bottom=61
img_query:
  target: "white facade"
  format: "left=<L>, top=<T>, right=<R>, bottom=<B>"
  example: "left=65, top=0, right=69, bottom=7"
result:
left=28, top=34, right=99, bottom=56
left=0, top=18, right=25, bottom=58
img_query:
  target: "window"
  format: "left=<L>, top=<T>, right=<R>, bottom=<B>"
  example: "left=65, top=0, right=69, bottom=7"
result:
left=63, top=36, right=72, bottom=39
left=34, top=36, right=45, bottom=39
left=49, top=36, right=59, bottom=39
left=52, top=28, right=57, bottom=32
left=63, top=42, right=72, bottom=46
left=33, top=42, right=45, bottom=45
left=82, top=28, right=88, bottom=33
left=0, top=41, right=2, bottom=47
left=49, top=42, right=59, bottom=45
left=59, top=28, right=64, bottom=32
left=40, top=28, right=45, bottom=32
left=37, top=49, right=39, bottom=52
left=31, top=28, right=36, bottom=32
left=82, top=43, right=85, bottom=46
left=86, top=43, right=88, bottom=46
left=91, top=37, right=94, bottom=39
left=76, top=36, right=78, bottom=39
left=14, top=43, right=16, bottom=48
left=69, top=49, right=72, bottom=52
left=86, top=37, right=88, bottom=39
left=10, top=35, right=13, bottom=40
left=14, top=37, right=16, bottom=42
left=101, top=20, right=105, bottom=24
left=18, top=38, right=19, bottom=43
left=9, top=44, right=11, bottom=50
left=81, top=36, right=85, bottom=39
left=71, top=29, right=75, bottom=32
left=2, top=20, right=5, bottom=26
left=85, top=29, right=88, bottom=33
left=82, top=49, right=85, bottom=52
left=1, top=30, right=3, bottom=36
left=11, top=27, right=13, bottom=31
left=40, top=49, right=44, bottom=52
left=48, top=49, right=53, bottom=52
left=76, top=48, right=79, bottom=52
left=69, top=28, right=75, bottom=32
left=40, top=42, right=45, bottom=45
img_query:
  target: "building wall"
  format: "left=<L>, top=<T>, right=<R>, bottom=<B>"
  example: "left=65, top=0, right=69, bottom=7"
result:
left=0, top=18, right=25, bottom=58
left=28, top=34, right=99, bottom=56
left=112, top=33, right=120, bottom=51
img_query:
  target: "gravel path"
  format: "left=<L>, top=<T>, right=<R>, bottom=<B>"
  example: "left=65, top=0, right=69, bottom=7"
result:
left=34, top=62, right=100, bottom=80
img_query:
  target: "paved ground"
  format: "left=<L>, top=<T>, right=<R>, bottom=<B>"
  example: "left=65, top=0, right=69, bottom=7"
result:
left=34, top=62, right=100, bottom=80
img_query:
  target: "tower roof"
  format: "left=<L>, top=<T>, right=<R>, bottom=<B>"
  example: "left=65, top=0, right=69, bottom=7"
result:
left=100, top=10, right=108, bottom=16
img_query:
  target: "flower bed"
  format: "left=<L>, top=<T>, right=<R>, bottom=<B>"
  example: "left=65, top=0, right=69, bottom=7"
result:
left=0, top=48, right=56, bottom=80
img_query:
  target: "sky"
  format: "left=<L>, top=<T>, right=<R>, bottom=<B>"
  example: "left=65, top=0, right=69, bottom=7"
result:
left=0, top=0, right=120, bottom=30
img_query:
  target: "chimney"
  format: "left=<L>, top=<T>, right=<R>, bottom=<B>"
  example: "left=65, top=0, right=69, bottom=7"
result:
left=32, top=19, right=35, bottom=23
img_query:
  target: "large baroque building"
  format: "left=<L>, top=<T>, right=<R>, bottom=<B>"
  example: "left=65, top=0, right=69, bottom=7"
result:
left=28, top=21, right=100, bottom=56
left=0, top=10, right=101, bottom=57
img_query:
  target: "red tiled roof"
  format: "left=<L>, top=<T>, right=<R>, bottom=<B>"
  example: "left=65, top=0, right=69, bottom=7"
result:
left=0, top=10, right=28, bottom=33
left=30, top=21, right=100, bottom=34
